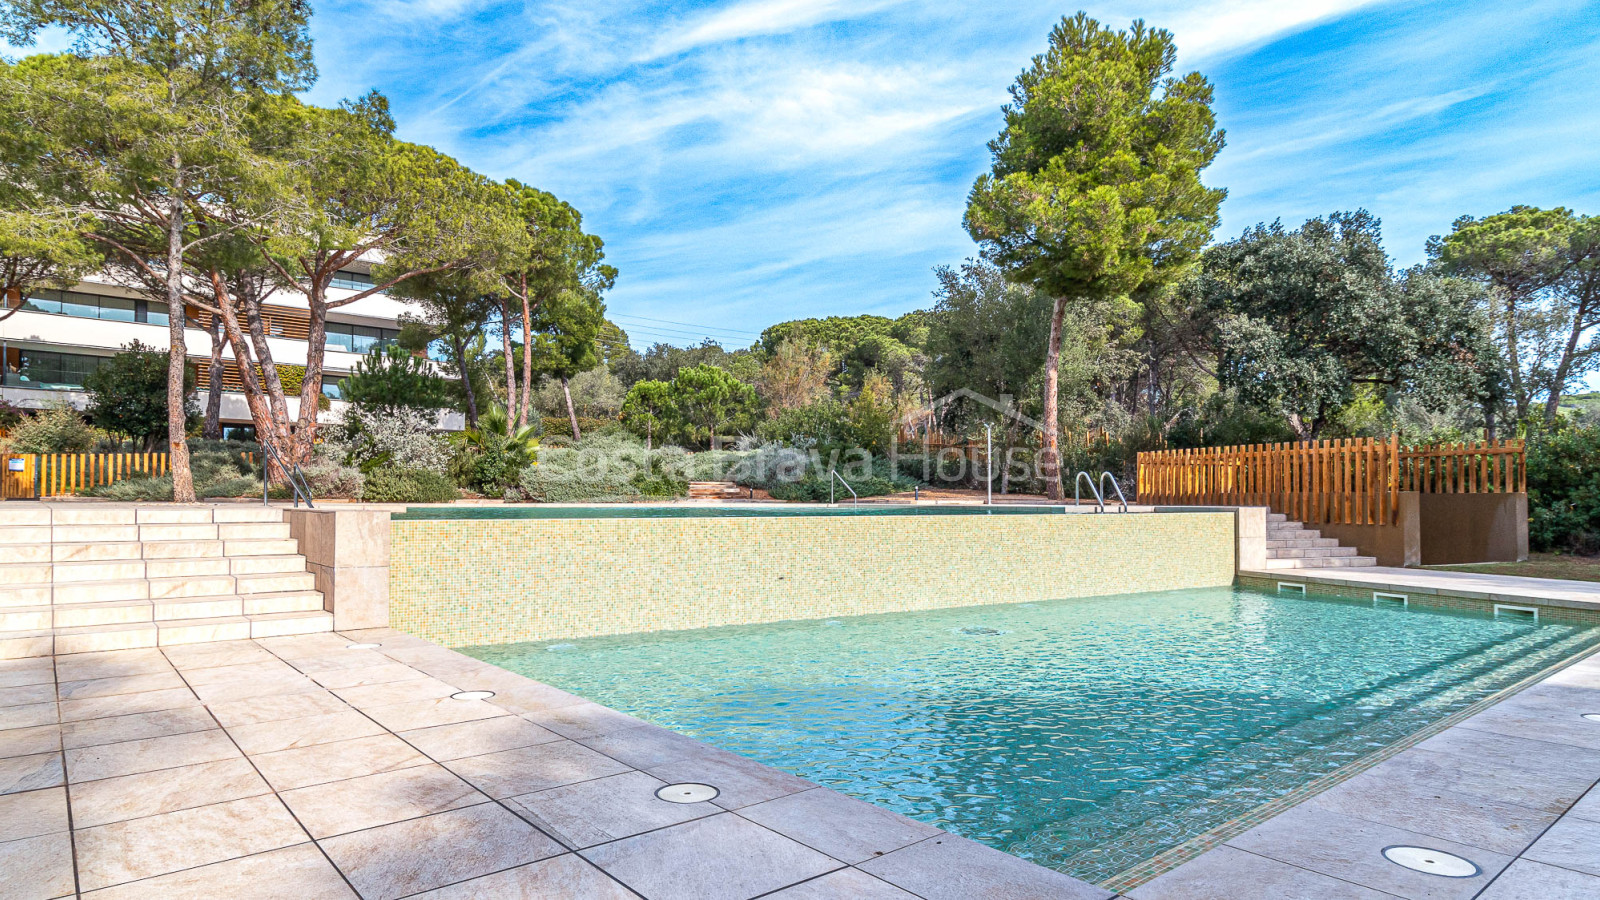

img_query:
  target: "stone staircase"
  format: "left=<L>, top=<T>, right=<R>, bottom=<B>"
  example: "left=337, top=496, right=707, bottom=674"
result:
left=1262, top=512, right=1377, bottom=569
left=687, top=481, right=744, bottom=500
left=0, top=504, right=331, bottom=658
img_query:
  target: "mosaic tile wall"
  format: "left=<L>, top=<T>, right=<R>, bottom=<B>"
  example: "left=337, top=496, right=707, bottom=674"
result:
left=1237, top=573, right=1600, bottom=625
left=389, top=512, right=1237, bottom=647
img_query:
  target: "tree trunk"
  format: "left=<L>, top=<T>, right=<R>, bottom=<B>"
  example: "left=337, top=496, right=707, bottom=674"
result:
left=165, top=167, right=195, bottom=503
left=563, top=377, right=580, bottom=441
left=1040, top=297, right=1067, bottom=501
left=1503, top=292, right=1529, bottom=423
left=451, top=332, right=478, bottom=427
left=1543, top=297, right=1595, bottom=424
left=203, top=315, right=224, bottom=439
left=208, top=271, right=287, bottom=486
left=518, top=275, right=534, bottom=430
left=499, top=296, right=517, bottom=423
left=293, top=290, right=330, bottom=464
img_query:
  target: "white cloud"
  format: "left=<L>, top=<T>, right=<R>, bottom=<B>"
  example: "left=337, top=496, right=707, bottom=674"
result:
left=649, top=0, right=910, bottom=58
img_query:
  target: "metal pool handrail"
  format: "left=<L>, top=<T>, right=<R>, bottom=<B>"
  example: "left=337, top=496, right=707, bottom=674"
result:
left=1074, top=471, right=1104, bottom=512
left=1100, top=471, right=1129, bottom=513
left=830, top=469, right=859, bottom=506
left=261, top=438, right=315, bottom=509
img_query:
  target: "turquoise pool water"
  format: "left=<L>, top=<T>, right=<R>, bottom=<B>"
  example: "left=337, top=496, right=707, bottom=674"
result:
left=461, top=587, right=1600, bottom=883
left=392, top=504, right=1084, bottom=519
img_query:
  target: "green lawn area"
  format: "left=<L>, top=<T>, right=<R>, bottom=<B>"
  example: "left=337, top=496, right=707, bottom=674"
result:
left=1428, top=553, right=1600, bottom=583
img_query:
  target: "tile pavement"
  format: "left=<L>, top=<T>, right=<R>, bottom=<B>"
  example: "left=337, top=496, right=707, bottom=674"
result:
left=0, top=628, right=1104, bottom=900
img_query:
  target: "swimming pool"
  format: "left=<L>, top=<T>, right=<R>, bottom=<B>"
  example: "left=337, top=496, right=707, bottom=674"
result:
left=461, top=586, right=1600, bottom=884
left=393, top=504, right=1095, bottom=519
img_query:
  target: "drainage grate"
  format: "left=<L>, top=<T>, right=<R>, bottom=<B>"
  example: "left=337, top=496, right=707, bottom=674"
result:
left=345, top=643, right=381, bottom=650
left=656, top=783, right=719, bottom=804
left=1382, top=846, right=1479, bottom=878
left=450, top=690, right=495, bottom=701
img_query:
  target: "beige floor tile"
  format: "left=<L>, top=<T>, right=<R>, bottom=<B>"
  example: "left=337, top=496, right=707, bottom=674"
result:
left=55, top=671, right=187, bottom=702
left=443, top=738, right=631, bottom=799
left=524, top=700, right=648, bottom=740
left=860, top=835, right=1113, bottom=900
left=66, top=728, right=239, bottom=782
left=360, top=696, right=507, bottom=732
left=60, top=706, right=215, bottom=751
left=585, top=812, right=844, bottom=900
left=577, top=723, right=723, bottom=769
left=181, top=659, right=303, bottom=688
left=1523, top=814, right=1600, bottom=877
left=285, top=649, right=394, bottom=675
left=252, top=733, right=428, bottom=791
left=188, top=670, right=320, bottom=705
left=68, top=757, right=269, bottom=828
left=478, top=681, right=586, bottom=716
left=0, top=787, right=69, bottom=841
left=1476, top=858, right=1600, bottom=899
left=646, top=747, right=816, bottom=811
left=74, top=793, right=308, bottom=891
left=0, top=751, right=63, bottom=795
left=160, top=640, right=275, bottom=671
left=278, top=762, right=485, bottom=838
left=79, top=843, right=356, bottom=900
left=739, top=788, right=942, bottom=865
left=319, top=802, right=563, bottom=900
left=58, top=687, right=198, bottom=723
left=307, top=662, right=427, bottom=690
left=332, top=676, right=459, bottom=709
left=55, top=648, right=172, bottom=683
left=224, top=708, right=384, bottom=755
left=506, top=770, right=715, bottom=849
left=0, top=830, right=75, bottom=900
left=0, top=723, right=60, bottom=759
left=206, top=690, right=347, bottom=728
left=399, top=715, right=560, bottom=762
left=0, top=683, right=55, bottom=709
left=411, top=853, right=639, bottom=899
left=0, top=701, right=57, bottom=731
left=765, top=867, right=921, bottom=898
left=257, top=633, right=354, bottom=659
left=0, top=657, right=53, bottom=690
left=1308, top=766, right=1558, bottom=856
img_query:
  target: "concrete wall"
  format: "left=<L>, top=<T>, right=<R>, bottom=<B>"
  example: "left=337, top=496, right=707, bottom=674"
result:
left=1319, top=493, right=1421, bottom=568
left=1418, top=492, right=1528, bottom=565
left=284, top=508, right=391, bottom=630
left=387, top=511, right=1239, bottom=647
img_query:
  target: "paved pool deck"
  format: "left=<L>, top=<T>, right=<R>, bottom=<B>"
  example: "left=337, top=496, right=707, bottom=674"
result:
left=1242, top=564, right=1600, bottom=614
left=0, top=628, right=1107, bottom=900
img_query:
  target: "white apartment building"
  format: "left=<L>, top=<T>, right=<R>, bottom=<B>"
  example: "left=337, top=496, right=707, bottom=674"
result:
left=1, top=263, right=464, bottom=437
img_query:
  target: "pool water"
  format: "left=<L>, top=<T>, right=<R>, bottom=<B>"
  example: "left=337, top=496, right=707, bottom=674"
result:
left=461, top=587, right=1600, bottom=883
left=394, top=504, right=1085, bottom=519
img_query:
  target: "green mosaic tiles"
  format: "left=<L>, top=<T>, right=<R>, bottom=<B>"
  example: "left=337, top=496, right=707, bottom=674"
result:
left=388, top=511, right=1237, bottom=647
left=1237, top=573, right=1600, bottom=626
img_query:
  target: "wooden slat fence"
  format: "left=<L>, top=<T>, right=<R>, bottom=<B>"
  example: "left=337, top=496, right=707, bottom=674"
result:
left=35, top=452, right=170, bottom=498
left=1137, top=437, right=1525, bottom=526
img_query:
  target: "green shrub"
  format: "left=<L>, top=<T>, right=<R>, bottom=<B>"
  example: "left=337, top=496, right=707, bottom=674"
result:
left=361, top=467, right=459, bottom=503
left=8, top=404, right=96, bottom=453
left=85, top=441, right=262, bottom=500
left=1528, top=425, right=1600, bottom=553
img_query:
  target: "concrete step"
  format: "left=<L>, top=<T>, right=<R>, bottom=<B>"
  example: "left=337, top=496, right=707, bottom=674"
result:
left=242, top=591, right=324, bottom=616
left=157, top=616, right=250, bottom=646
left=234, top=572, right=315, bottom=595
left=52, top=560, right=146, bottom=584
left=227, top=555, right=306, bottom=576
left=1266, top=512, right=1288, bottom=522
left=141, top=540, right=226, bottom=560
left=54, top=622, right=157, bottom=655
left=1266, top=546, right=1358, bottom=559
left=0, top=607, right=53, bottom=633
left=0, top=631, right=52, bottom=660
left=52, top=542, right=147, bottom=562
left=0, top=526, right=52, bottom=545
left=212, top=507, right=284, bottom=523
left=1265, top=538, right=1340, bottom=549
left=154, top=596, right=244, bottom=621
left=52, top=508, right=136, bottom=526
left=5, top=545, right=52, bottom=565
left=53, top=600, right=154, bottom=629
left=1267, top=527, right=1322, bottom=541
left=218, top=522, right=290, bottom=541
left=138, top=524, right=218, bottom=542
left=52, top=580, right=149, bottom=605
left=134, top=507, right=215, bottom=524
left=223, top=538, right=299, bottom=557
left=147, top=574, right=237, bottom=601
left=0, top=507, right=51, bottom=527
left=144, top=557, right=232, bottom=580
left=1262, top=556, right=1378, bottom=569
left=0, top=564, right=52, bottom=587
left=0, top=586, right=51, bottom=609
left=53, top=525, right=139, bottom=543
left=248, top=610, right=333, bottom=638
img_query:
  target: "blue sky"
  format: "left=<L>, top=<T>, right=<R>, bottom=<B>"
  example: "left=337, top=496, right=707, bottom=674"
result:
left=18, top=1, right=1600, bottom=349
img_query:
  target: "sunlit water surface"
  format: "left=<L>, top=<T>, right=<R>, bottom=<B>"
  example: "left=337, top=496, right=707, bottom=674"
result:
left=461, top=587, right=1600, bottom=883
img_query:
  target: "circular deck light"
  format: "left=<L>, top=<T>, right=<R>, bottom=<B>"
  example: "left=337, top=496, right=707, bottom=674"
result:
left=656, top=783, right=719, bottom=804
left=1583, top=713, right=1600, bottom=723
left=1382, top=846, right=1479, bottom=878
left=346, top=643, right=381, bottom=650
left=451, top=690, right=495, bottom=701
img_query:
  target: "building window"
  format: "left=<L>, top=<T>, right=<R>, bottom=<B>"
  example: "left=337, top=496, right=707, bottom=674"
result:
left=330, top=270, right=374, bottom=291
left=321, top=379, right=344, bottom=401
left=22, top=289, right=169, bottom=325
left=324, top=321, right=400, bottom=354
left=2, top=347, right=106, bottom=390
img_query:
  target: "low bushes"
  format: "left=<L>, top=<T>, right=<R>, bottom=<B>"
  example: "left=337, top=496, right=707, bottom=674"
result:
left=361, top=467, right=459, bottom=503
left=87, top=440, right=261, bottom=501
left=514, top=432, right=687, bottom=502
left=1528, top=425, right=1600, bottom=553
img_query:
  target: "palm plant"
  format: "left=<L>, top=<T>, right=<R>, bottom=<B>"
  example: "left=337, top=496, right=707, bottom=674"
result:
left=456, top=406, right=540, bottom=494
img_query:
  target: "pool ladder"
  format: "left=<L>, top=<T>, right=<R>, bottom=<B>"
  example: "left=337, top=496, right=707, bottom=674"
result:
left=1073, top=471, right=1129, bottom=513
